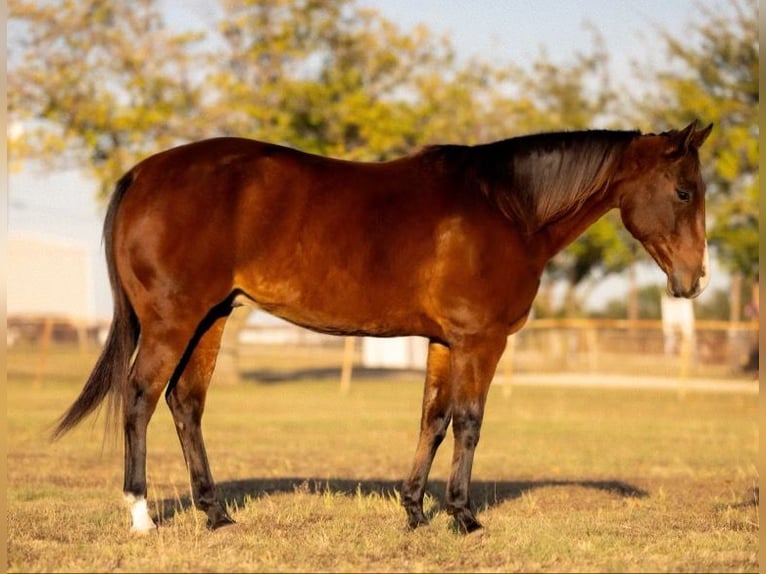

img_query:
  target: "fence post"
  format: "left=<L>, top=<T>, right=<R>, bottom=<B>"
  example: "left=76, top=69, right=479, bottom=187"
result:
left=339, top=336, right=355, bottom=394
left=502, top=336, right=515, bottom=398
left=35, top=317, right=54, bottom=387
left=677, top=330, right=693, bottom=399
left=216, top=306, right=250, bottom=385
left=586, top=326, right=599, bottom=372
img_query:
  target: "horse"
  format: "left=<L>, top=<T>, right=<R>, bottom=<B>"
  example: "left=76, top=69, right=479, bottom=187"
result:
left=53, top=121, right=712, bottom=534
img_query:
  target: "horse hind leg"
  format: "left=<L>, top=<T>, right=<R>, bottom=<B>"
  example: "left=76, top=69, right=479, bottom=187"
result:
left=123, top=318, right=202, bottom=534
left=165, top=306, right=234, bottom=530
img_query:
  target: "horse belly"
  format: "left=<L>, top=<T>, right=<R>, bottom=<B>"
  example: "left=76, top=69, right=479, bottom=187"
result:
left=230, top=212, right=426, bottom=337
left=234, top=265, right=431, bottom=338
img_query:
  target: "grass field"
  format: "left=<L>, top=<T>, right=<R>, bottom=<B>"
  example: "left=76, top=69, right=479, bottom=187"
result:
left=6, top=345, right=760, bottom=572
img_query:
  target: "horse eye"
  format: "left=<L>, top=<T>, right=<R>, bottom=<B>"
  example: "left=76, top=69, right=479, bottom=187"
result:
left=676, top=188, right=692, bottom=203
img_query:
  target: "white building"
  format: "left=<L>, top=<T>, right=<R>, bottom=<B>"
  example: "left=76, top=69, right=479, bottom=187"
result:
left=361, top=337, right=428, bottom=369
left=7, top=233, right=96, bottom=344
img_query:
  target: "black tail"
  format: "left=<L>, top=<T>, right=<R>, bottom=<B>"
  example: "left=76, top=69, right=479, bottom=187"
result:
left=52, top=172, right=139, bottom=440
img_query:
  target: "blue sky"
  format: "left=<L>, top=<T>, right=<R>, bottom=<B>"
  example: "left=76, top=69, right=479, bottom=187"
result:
left=165, top=0, right=699, bottom=73
left=361, top=0, right=682, bottom=68
left=8, top=0, right=729, bottom=318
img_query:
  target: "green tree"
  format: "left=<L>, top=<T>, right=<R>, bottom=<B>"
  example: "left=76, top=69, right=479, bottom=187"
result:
left=693, top=288, right=732, bottom=320
left=550, top=214, right=639, bottom=317
left=509, top=28, right=616, bottom=133
left=594, top=284, right=665, bottom=320
left=8, top=0, right=207, bottom=197
left=209, top=0, right=516, bottom=160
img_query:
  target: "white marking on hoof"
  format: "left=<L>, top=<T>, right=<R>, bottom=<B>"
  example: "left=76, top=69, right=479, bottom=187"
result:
left=124, top=494, right=157, bottom=534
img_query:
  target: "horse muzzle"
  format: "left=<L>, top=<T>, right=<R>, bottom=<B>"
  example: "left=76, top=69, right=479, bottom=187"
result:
left=666, top=241, right=710, bottom=299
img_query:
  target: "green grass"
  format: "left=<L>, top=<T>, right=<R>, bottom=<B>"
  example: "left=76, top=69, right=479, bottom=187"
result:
left=6, top=346, right=759, bottom=572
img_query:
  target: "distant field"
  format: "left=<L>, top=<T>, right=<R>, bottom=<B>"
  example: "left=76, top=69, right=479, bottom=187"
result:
left=6, top=345, right=759, bottom=572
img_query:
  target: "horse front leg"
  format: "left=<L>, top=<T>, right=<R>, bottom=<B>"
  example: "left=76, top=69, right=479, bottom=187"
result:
left=402, top=340, right=452, bottom=528
left=445, top=333, right=507, bottom=533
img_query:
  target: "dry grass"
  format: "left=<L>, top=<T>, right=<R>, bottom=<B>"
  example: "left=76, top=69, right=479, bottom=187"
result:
left=6, top=345, right=760, bottom=572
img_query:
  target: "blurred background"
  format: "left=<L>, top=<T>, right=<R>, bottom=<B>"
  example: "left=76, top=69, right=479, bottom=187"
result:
left=7, top=0, right=758, bottom=385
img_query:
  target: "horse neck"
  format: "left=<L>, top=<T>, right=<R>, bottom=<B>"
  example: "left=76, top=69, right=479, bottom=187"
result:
left=470, top=130, right=636, bottom=254
left=536, top=188, right=619, bottom=259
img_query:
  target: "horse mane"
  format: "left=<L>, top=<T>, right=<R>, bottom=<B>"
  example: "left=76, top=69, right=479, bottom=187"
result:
left=421, top=129, right=640, bottom=232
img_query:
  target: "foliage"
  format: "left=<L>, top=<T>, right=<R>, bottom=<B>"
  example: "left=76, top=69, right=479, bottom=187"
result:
left=592, top=283, right=665, bottom=320
left=594, top=283, right=755, bottom=323
left=693, top=287, right=733, bottom=321
left=638, top=0, right=759, bottom=279
left=209, top=0, right=512, bottom=160
left=7, top=0, right=208, bottom=196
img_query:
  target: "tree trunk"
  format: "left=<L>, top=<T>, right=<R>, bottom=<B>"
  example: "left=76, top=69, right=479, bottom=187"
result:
left=729, top=273, right=743, bottom=322
left=536, top=275, right=554, bottom=317
left=728, top=273, right=743, bottom=371
left=563, top=281, right=579, bottom=318
left=627, top=262, right=639, bottom=321
left=215, top=306, right=251, bottom=385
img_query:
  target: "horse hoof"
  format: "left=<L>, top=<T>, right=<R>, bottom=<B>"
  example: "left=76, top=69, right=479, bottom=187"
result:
left=129, top=522, right=157, bottom=535
left=464, top=521, right=484, bottom=535
left=126, top=496, right=157, bottom=534
left=452, top=513, right=483, bottom=534
left=206, top=511, right=236, bottom=530
left=404, top=506, right=430, bottom=530
left=406, top=515, right=430, bottom=530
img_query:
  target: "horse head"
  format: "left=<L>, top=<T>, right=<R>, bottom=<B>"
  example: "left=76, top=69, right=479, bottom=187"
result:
left=617, top=121, right=713, bottom=298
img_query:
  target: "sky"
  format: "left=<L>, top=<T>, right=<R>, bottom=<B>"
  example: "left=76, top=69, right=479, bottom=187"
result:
left=8, top=0, right=731, bottom=319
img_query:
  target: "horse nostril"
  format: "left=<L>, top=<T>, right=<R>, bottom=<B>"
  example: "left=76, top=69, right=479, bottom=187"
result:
left=667, top=276, right=682, bottom=298
left=667, top=274, right=702, bottom=299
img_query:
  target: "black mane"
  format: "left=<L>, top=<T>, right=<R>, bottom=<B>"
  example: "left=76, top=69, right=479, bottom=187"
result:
left=423, top=129, right=640, bottom=231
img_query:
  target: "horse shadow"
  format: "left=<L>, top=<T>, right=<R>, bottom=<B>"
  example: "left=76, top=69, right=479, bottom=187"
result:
left=241, top=366, right=423, bottom=384
left=153, top=476, right=649, bottom=527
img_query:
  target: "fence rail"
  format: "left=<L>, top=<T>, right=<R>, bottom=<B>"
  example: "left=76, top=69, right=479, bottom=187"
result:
left=235, top=317, right=758, bottom=382
left=500, top=318, right=758, bottom=381
left=9, top=314, right=758, bottom=385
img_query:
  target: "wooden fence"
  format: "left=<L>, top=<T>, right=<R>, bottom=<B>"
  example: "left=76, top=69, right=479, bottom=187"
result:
left=236, top=318, right=759, bottom=386
left=497, top=318, right=758, bottom=382
left=11, top=315, right=758, bottom=387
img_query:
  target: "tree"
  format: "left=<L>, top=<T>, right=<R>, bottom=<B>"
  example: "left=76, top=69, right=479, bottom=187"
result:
left=8, top=0, right=208, bottom=198
left=593, top=284, right=664, bottom=320
left=209, top=0, right=517, bottom=160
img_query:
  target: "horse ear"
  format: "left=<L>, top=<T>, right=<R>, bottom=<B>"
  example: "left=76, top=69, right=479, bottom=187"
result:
left=691, top=122, right=713, bottom=149
left=665, top=120, right=704, bottom=158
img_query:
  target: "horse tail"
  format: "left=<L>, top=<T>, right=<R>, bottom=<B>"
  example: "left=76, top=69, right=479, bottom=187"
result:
left=52, top=171, right=139, bottom=440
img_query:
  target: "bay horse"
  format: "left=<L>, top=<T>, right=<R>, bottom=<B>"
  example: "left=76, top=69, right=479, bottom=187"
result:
left=54, top=121, right=712, bottom=534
